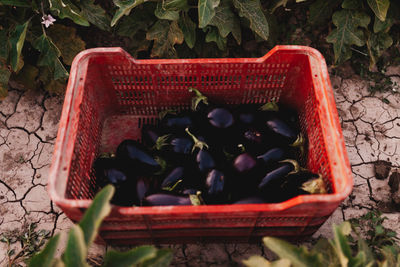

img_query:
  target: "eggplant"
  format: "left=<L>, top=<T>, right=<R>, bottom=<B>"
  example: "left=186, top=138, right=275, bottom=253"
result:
left=161, top=114, right=193, bottom=129
left=233, top=196, right=265, bottom=204
left=205, top=169, right=225, bottom=195
left=143, top=194, right=191, bottom=206
left=233, top=153, right=257, bottom=173
left=141, top=125, right=160, bottom=148
left=258, top=160, right=298, bottom=190
left=207, top=108, right=234, bottom=128
left=257, top=148, right=285, bottom=164
left=116, top=140, right=160, bottom=175
left=161, top=167, right=184, bottom=189
left=170, top=137, right=193, bottom=154
left=266, top=118, right=297, bottom=141
left=196, top=149, right=215, bottom=172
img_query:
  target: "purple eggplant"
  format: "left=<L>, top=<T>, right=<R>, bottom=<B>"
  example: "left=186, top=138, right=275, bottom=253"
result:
left=206, top=169, right=225, bottom=195
left=196, top=149, right=215, bottom=172
left=182, top=188, right=198, bottom=195
left=233, top=196, right=265, bottom=204
left=116, top=140, right=160, bottom=175
left=171, top=137, right=193, bottom=154
left=258, top=161, right=297, bottom=190
left=207, top=108, right=234, bottom=128
left=161, top=167, right=184, bottom=189
left=257, top=148, right=285, bottom=164
left=162, top=115, right=193, bottom=129
left=266, top=118, right=297, bottom=141
left=141, top=125, right=160, bottom=148
left=143, top=194, right=191, bottom=206
left=233, top=153, right=257, bottom=173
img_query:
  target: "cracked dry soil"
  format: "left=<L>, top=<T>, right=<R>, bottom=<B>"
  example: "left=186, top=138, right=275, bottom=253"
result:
left=1, top=67, right=400, bottom=266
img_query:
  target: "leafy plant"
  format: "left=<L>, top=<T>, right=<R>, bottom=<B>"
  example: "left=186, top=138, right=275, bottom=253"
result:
left=0, top=223, right=51, bottom=267
left=27, top=185, right=173, bottom=267
left=243, top=211, right=400, bottom=267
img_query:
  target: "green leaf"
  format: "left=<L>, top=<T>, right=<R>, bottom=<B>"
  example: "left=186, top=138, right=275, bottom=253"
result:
left=62, top=225, right=88, bottom=267
left=326, top=10, right=370, bottom=64
left=233, top=0, right=269, bottom=41
left=0, top=0, right=30, bottom=7
left=198, top=0, right=220, bottom=28
left=13, top=64, right=39, bottom=90
left=117, top=3, right=156, bottom=37
left=111, top=0, right=145, bottom=27
left=312, top=239, right=339, bottom=266
left=155, top=1, right=180, bottom=21
left=366, top=31, right=393, bottom=70
left=164, top=0, right=187, bottom=10
left=0, top=29, right=8, bottom=60
left=357, top=236, right=374, bottom=265
left=179, top=12, right=196, bottom=48
left=102, top=246, right=157, bottom=267
left=367, top=0, right=390, bottom=21
left=373, top=15, right=393, bottom=33
left=28, top=234, right=60, bottom=267
left=78, top=184, right=114, bottom=247
left=33, top=34, right=69, bottom=80
left=52, top=259, right=66, bottom=267
left=263, top=237, right=323, bottom=267
left=47, top=24, right=86, bottom=65
left=331, top=222, right=359, bottom=267
left=49, top=0, right=89, bottom=26
left=243, top=256, right=291, bottom=267
left=308, top=0, right=341, bottom=25
left=146, top=20, right=184, bottom=58
left=9, top=20, right=29, bottom=72
left=342, top=0, right=362, bottom=9
left=140, top=249, right=174, bottom=267
left=80, top=0, right=111, bottom=31
left=39, top=67, right=67, bottom=94
left=209, top=0, right=241, bottom=44
left=205, top=26, right=226, bottom=51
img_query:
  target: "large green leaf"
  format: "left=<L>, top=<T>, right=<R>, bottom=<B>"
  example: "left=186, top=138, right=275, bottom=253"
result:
left=102, top=246, right=157, bottom=267
left=263, top=237, right=323, bottom=267
left=164, top=0, right=187, bottom=10
left=367, top=31, right=393, bottom=70
left=312, top=239, right=339, bottom=267
left=155, top=1, right=180, bottom=21
left=209, top=0, right=241, bottom=44
left=146, top=20, right=184, bottom=58
left=49, top=0, right=89, bottom=26
left=0, top=29, right=8, bottom=60
left=205, top=26, right=226, bottom=51
left=198, top=0, right=220, bottom=28
left=80, top=0, right=111, bottom=31
left=117, top=3, right=156, bottom=37
left=13, top=64, right=39, bottom=90
left=47, top=24, right=86, bottom=65
left=243, top=255, right=291, bottom=267
left=111, top=0, right=145, bottom=26
left=62, top=225, right=88, bottom=267
left=326, top=10, right=370, bottom=64
left=0, top=0, right=30, bottom=7
left=78, top=185, right=114, bottom=247
left=0, top=59, right=11, bottom=100
left=179, top=12, right=196, bottom=48
left=33, top=34, right=68, bottom=80
left=367, top=0, right=390, bottom=21
left=373, top=15, right=393, bottom=33
left=342, top=0, right=362, bottom=9
left=9, top=20, right=29, bottom=72
left=28, top=234, right=61, bottom=267
left=140, top=249, right=174, bottom=267
left=233, top=0, right=269, bottom=41
left=308, top=0, right=341, bottom=25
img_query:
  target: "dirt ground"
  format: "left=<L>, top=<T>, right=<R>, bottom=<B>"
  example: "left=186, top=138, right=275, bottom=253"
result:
left=0, top=66, right=400, bottom=266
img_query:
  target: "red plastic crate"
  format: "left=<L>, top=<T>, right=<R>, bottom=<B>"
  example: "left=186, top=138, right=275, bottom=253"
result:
left=48, top=46, right=353, bottom=245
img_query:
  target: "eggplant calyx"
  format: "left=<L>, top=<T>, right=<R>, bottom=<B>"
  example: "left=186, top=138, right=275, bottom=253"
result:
left=162, top=179, right=183, bottom=191
left=301, top=174, right=327, bottom=194
left=154, top=156, right=168, bottom=175
left=159, top=108, right=178, bottom=119
left=278, top=159, right=303, bottom=175
left=185, top=127, right=209, bottom=153
left=189, top=191, right=205, bottom=205
left=154, top=134, right=171, bottom=150
left=259, top=101, right=279, bottom=112
left=188, top=87, right=208, bottom=111
left=290, top=133, right=305, bottom=148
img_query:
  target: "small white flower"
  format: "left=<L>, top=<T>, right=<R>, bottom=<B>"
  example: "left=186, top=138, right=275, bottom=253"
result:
left=41, top=14, right=56, bottom=28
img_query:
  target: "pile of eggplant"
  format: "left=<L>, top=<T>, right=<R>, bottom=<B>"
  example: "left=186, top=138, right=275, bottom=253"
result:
left=93, top=88, right=327, bottom=207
